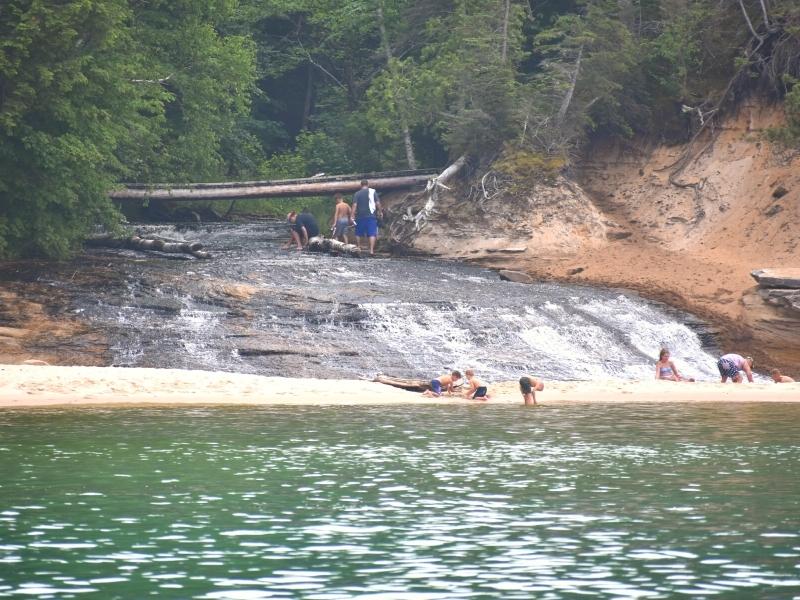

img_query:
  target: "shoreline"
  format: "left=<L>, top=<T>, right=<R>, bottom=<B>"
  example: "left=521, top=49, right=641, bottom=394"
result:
left=2, top=365, right=799, bottom=407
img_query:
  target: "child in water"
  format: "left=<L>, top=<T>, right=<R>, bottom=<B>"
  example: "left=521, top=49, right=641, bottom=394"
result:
left=463, top=369, right=490, bottom=401
left=421, top=370, right=462, bottom=397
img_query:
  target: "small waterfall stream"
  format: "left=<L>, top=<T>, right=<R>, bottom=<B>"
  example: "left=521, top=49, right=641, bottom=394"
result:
left=31, top=222, right=722, bottom=381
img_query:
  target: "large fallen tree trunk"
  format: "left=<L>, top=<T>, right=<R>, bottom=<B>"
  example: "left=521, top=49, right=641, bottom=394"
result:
left=110, top=170, right=438, bottom=202
left=85, top=234, right=212, bottom=259
left=307, top=236, right=362, bottom=257
left=373, top=374, right=432, bottom=392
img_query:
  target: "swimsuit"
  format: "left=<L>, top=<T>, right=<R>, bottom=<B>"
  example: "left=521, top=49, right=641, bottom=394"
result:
left=717, top=358, right=739, bottom=379
left=519, top=376, right=533, bottom=394
left=430, top=379, right=443, bottom=395
left=334, top=217, right=349, bottom=237
left=472, top=386, right=488, bottom=399
left=658, top=366, right=674, bottom=379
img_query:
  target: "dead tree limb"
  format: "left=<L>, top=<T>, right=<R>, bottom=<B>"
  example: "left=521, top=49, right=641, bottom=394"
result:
left=388, top=155, right=467, bottom=245
left=86, top=234, right=211, bottom=259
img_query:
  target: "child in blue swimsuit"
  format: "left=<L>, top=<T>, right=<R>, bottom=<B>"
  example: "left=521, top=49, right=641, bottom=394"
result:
left=421, top=371, right=462, bottom=397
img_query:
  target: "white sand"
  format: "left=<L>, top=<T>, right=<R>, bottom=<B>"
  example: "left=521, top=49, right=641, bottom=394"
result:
left=1, top=364, right=799, bottom=407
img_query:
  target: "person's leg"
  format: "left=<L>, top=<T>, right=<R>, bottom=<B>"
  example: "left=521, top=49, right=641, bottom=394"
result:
left=290, top=230, right=302, bottom=250
left=368, top=235, right=377, bottom=255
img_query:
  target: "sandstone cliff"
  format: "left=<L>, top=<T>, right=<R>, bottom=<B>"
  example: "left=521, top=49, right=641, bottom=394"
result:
left=387, top=100, right=800, bottom=374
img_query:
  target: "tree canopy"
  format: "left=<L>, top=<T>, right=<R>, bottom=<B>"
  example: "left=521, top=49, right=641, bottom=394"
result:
left=1, top=0, right=798, bottom=257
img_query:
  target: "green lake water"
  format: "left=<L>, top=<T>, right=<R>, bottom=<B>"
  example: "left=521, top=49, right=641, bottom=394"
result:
left=0, top=404, right=798, bottom=599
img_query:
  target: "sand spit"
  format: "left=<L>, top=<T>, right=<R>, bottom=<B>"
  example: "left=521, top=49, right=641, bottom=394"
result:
left=1, top=365, right=798, bottom=407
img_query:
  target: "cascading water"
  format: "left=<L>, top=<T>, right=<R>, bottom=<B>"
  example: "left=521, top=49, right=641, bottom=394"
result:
left=31, top=222, right=723, bottom=381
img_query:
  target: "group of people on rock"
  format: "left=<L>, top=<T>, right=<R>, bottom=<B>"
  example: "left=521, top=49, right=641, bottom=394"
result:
left=285, top=180, right=384, bottom=255
left=422, top=349, right=793, bottom=406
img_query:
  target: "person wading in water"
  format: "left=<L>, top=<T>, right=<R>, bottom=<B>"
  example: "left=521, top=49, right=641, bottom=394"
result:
left=352, top=179, right=383, bottom=256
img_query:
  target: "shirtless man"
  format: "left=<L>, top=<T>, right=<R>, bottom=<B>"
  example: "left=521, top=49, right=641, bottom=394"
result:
left=463, top=369, right=490, bottom=401
left=330, top=194, right=352, bottom=244
left=421, top=371, right=462, bottom=397
left=519, top=375, right=545, bottom=406
left=770, top=368, right=795, bottom=383
left=717, top=353, right=754, bottom=383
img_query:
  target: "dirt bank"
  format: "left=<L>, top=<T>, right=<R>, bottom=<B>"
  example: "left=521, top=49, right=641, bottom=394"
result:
left=388, top=100, right=800, bottom=376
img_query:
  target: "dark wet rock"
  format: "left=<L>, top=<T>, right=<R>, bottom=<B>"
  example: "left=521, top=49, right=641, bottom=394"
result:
left=607, top=231, right=632, bottom=240
left=758, top=288, right=800, bottom=313
left=498, top=270, right=534, bottom=284
left=764, top=204, right=783, bottom=217
left=751, top=268, right=800, bottom=289
left=568, top=266, right=586, bottom=276
left=772, top=185, right=789, bottom=199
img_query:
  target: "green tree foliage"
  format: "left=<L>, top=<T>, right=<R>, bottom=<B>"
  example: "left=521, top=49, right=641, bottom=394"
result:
left=0, top=1, right=152, bottom=258
left=2, top=0, right=800, bottom=257
left=0, top=0, right=257, bottom=258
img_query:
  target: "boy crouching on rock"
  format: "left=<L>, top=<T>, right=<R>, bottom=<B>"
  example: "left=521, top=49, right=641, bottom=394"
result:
left=422, top=370, right=462, bottom=397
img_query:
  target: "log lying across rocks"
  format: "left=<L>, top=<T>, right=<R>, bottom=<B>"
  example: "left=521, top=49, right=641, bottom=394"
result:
left=373, top=374, right=432, bottom=392
left=307, top=236, right=362, bottom=257
left=86, top=234, right=212, bottom=259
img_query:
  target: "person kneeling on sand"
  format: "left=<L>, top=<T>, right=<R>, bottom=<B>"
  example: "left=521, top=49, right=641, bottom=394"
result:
left=717, top=353, right=754, bottom=383
left=422, top=370, right=462, bottom=397
left=463, top=369, right=490, bottom=401
left=770, top=368, right=795, bottom=383
left=519, top=375, right=544, bottom=406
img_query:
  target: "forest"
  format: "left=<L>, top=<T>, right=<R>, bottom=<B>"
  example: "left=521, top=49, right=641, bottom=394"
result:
left=1, top=0, right=798, bottom=258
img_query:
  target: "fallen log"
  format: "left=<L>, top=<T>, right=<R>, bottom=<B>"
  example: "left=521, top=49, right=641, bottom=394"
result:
left=307, top=236, right=362, bottom=257
left=85, top=234, right=211, bottom=259
left=373, top=374, right=432, bottom=392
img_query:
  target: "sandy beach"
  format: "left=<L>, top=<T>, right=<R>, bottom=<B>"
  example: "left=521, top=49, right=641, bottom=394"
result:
left=2, top=364, right=799, bottom=407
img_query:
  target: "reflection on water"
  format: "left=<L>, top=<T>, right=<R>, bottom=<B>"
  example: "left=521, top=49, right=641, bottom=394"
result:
left=1, top=404, right=798, bottom=599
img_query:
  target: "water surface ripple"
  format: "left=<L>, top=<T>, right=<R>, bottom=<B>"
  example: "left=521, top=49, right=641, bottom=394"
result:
left=1, top=404, right=799, bottom=598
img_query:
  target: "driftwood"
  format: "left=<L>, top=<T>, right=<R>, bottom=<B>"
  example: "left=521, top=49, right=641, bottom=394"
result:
left=86, top=234, right=211, bottom=259
left=388, top=155, right=468, bottom=245
left=374, top=374, right=432, bottom=392
left=307, top=236, right=362, bottom=257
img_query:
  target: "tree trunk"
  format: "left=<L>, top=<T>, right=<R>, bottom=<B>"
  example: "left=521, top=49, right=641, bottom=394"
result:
left=737, top=0, right=763, bottom=42
left=377, top=3, right=418, bottom=170
left=501, top=0, right=511, bottom=63
left=374, top=374, right=431, bottom=392
left=556, top=45, right=583, bottom=128
left=86, top=235, right=212, bottom=259
left=307, top=236, right=362, bottom=257
left=302, top=61, right=314, bottom=130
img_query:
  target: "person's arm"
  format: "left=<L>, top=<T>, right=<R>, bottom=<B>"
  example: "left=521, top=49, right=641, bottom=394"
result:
left=670, top=361, right=682, bottom=381
left=655, top=364, right=661, bottom=380
left=376, top=198, right=383, bottom=219
left=743, top=362, right=754, bottom=383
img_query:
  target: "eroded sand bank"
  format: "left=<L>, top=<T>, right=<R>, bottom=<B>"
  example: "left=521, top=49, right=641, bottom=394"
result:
left=2, top=365, right=799, bottom=407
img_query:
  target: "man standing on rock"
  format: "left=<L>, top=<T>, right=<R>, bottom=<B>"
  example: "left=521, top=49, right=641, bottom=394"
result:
left=352, top=179, right=383, bottom=256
